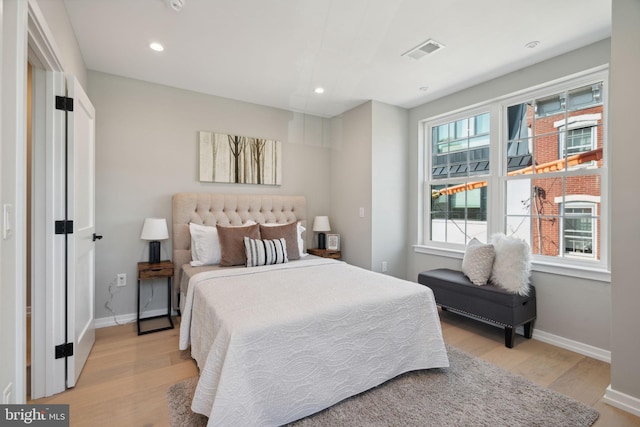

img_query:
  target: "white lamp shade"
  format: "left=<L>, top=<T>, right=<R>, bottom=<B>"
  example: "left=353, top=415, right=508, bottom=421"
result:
left=312, top=216, right=331, bottom=232
left=140, top=218, right=169, bottom=241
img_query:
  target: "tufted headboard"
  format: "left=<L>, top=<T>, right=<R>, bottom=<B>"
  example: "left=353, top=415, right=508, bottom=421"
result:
left=172, top=193, right=307, bottom=300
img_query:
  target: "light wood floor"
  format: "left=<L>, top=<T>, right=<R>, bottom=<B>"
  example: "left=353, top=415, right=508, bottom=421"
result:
left=31, top=311, right=640, bottom=427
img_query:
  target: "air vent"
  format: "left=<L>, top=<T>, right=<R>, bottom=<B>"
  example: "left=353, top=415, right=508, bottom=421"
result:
left=402, top=39, right=445, bottom=60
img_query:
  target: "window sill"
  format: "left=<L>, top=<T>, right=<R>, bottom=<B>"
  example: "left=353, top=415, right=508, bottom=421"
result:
left=412, top=245, right=611, bottom=283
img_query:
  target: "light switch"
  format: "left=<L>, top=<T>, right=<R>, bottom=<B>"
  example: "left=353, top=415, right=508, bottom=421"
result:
left=359, top=207, right=365, bottom=218
left=3, top=204, right=12, bottom=240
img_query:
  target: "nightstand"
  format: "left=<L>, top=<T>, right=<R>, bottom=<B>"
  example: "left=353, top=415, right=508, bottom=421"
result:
left=307, top=248, right=341, bottom=260
left=137, top=260, right=174, bottom=335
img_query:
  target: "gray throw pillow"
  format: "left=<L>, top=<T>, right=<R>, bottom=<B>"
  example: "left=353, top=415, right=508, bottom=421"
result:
left=462, top=238, right=495, bottom=286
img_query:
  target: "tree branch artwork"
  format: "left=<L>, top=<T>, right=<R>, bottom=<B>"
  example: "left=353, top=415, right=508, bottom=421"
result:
left=198, top=131, right=282, bottom=185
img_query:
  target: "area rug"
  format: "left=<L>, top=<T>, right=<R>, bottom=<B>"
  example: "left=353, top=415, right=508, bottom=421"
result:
left=166, top=345, right=599, bottom=427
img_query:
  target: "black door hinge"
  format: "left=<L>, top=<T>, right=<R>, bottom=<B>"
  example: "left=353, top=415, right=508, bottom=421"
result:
left=55, top=96, right=74, bottom=112
left=55, top=342, right=74, bottom=359
left=55, top=220, right=74, bottom=235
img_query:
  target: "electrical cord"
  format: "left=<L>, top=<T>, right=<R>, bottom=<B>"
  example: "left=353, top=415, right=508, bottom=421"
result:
left=141, top=282, right=155, bottom=314
left=104, top=277, right=128, bottom=326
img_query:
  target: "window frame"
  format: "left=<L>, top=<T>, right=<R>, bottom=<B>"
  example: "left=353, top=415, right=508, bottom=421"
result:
left=417, top=68, right=609, bottom=280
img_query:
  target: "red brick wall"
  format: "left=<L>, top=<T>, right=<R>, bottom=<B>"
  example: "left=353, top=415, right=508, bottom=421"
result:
left=525, top=105, right=603, bottom=259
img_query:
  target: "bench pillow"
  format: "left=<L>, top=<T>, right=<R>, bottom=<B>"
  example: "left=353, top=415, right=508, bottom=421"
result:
left=461, top=238, right=495, bottom=286
left=490, top=233, right=531, bottom=295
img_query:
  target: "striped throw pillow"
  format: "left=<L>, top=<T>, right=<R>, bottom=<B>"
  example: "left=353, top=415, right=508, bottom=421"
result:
left=243, top=237, right=288, bottom=267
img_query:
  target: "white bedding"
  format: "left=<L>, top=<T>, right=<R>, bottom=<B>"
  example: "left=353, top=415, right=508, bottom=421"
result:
left=180, top=258, right=449, bottom=426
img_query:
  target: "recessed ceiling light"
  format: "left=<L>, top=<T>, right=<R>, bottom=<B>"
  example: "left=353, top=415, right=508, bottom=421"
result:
left=524, top=41, right=540, bottom=49
left=149, top=42, right=164, bottom=52
left=314, top=87, right=325, bottom=94
left=165, top=0, right=185, bottom=12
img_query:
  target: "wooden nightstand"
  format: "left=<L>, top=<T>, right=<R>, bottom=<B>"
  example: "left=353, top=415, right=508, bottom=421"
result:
left=137, top=260, right=174, bottom=335
left=307, top=248, right=341, bottom=260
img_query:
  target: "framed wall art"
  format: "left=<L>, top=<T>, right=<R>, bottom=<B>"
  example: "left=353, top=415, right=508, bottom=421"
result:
left=198, top=131, right=282, bottom=185
left=327, top=234, right=340, bottom=251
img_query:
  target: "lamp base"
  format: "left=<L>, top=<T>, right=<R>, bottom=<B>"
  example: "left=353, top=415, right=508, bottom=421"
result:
left=318, top=233, right=326, bottom=250
left=149, top=241, right=161, bottom=264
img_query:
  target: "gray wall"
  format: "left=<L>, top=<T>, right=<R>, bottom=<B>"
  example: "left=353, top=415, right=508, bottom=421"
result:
left=372, top=102, right=409, bottom=278
left=89, top=71, right=332, bottom=320
left=34, top=0, right=87, bottom=87
left=329, top=100, right=409, bottom=277
left=329, top=102, right=373, bottom=269
left=406, top=39, right=612, bottom=352
left=610, top=0, right=640, bottom=404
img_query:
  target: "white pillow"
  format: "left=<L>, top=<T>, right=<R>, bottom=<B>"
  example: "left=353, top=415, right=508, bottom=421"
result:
left=490, top=233, right=532, bottom=295
left=461, top=238, right=495, bottom=286
left=297, top=223, right=307, bottom=257
left=189, top=223, right=221, bottom=266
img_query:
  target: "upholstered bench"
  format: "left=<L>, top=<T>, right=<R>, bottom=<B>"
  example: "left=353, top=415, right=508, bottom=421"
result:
left=418, top=268, right=536, bottom=348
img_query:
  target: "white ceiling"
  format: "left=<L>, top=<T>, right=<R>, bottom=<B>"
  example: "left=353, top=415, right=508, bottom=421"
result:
left=63, top=0, right=611, bottom=118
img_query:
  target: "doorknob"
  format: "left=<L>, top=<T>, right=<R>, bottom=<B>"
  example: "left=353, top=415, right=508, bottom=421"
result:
left=93, top=233, right=103, bottom=242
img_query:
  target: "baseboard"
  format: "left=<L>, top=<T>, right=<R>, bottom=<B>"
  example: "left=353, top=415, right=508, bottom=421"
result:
left=95, top=308, right=177, bottom=329
left=442, top=309, right=610, bottom=363
left=603, top=385, right=640, bottom=417
left=532, top=329, right=611, bottom=363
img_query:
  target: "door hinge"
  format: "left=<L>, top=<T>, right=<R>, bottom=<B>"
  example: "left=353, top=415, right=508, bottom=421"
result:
left=55, top=220, right=74, bottom=235
left=55, top=95, right=74, bottom=112
left=55, top=342, right=74, bottom=359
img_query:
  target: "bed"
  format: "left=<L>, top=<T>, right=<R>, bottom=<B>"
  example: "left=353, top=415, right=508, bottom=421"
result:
left=173, top=193, right=449, bottom=426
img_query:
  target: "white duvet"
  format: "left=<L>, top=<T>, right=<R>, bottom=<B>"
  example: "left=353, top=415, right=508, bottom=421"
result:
left=179, top=258, right=449, bottom=426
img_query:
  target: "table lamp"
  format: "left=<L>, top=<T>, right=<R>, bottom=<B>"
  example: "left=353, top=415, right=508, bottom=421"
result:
left=313, top=216, right=331, bottom=250
left=140, top=218, right=169, bottom=263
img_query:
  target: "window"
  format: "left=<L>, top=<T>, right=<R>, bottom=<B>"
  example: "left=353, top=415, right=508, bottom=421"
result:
left=421, top=73, right=607, bottom=271
left=428, top=112, right=490, bottom=245
left=562, top=203, right=597, bottom=258
left=556, top=114, right=601, bottom=162
left=505, top=82, right=603, bottom=261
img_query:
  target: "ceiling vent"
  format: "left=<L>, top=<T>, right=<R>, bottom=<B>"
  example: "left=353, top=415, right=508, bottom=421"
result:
left=402, top=39, right=444, bottom=60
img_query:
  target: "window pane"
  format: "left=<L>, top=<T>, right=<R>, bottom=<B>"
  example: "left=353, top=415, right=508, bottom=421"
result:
left=532, top=114, right=562, bottom=171
left=506, top=180, right=532, bottom=216
left=565, top=175, right=601, bottom=200
left=531, top=215, right=561, bottom=257
left=431, top=112, right=490, bottom=180
left=536, top=94, right=564, bottom=117
left=528, top=84, right=604, bottom=174
left=506, top=179, right=558, bottom=250
left=475, top=113, right=490, bottom=135
left=430, top=184, right=487, bottom=244
left=568, top=83, right=602, bottom=111
left=506, top=216, right=531, bottom=244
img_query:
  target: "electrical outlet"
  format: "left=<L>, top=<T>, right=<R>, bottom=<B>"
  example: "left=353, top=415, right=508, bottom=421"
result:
left=381, top=261, right=388, bottom=273
left=117, top=273, right=127, bottom=287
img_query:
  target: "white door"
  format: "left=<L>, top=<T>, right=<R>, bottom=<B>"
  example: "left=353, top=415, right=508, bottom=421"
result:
left=66, top=77, right=96, bottom=387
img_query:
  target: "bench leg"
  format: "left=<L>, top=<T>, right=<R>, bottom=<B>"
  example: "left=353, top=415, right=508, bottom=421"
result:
left=505, top=326, right=515, bottom=348
left=524, top=321, right=534, bottom=339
